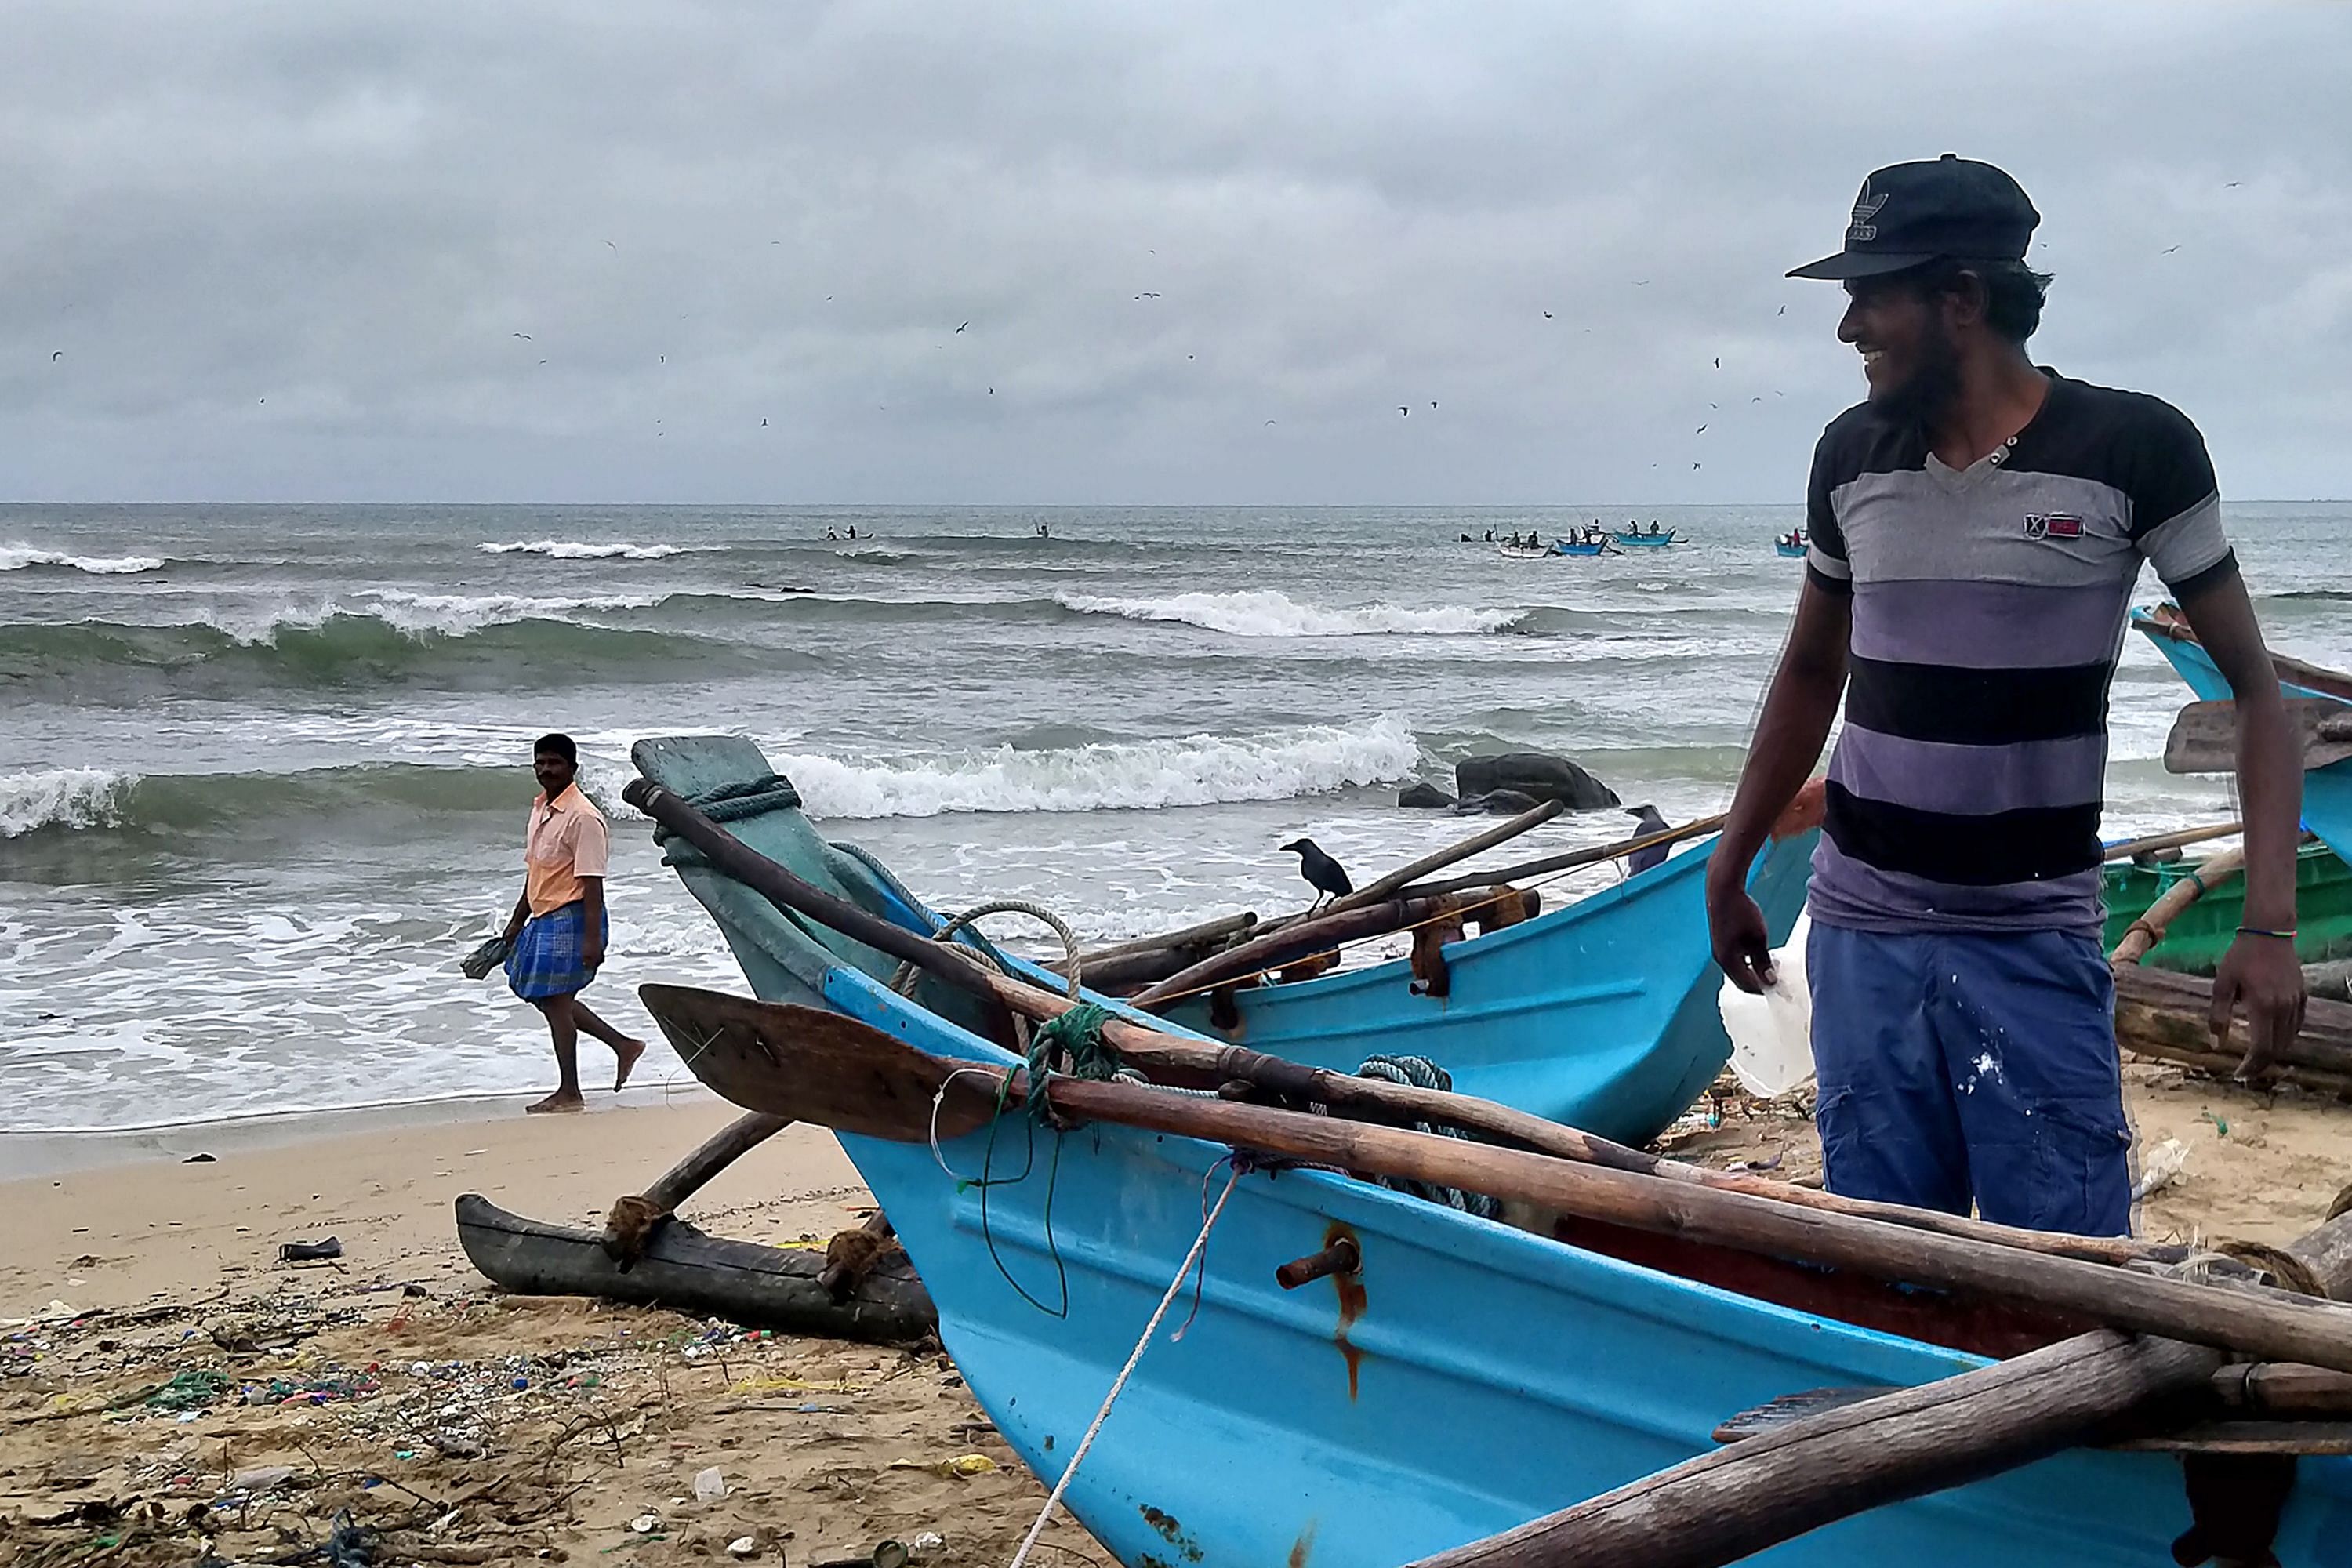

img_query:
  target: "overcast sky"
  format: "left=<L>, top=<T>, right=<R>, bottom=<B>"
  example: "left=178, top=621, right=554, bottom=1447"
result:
left=3, top=1, right=2347, bottom=506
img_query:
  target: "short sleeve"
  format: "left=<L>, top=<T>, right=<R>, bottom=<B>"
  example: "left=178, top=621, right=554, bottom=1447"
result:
left=571, top=811, right=611, bottom=878
left=2125, top=398, right=2232, bottom=592
left=1803, top=429, right=1853, bottom=596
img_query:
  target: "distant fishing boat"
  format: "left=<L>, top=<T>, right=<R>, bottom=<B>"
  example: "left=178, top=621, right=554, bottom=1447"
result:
left=2132, top=604, right=2352, bottom=866
left=1613, top=528, right=1678, bottom=546
left=1496, top=543, right=1553, bottom=561
left=1775, top=539, right=1809, bottom=558
left=623, top=735, right=1811, bottom=1140
left=1549, top=539, right=1612, bottom=557
left=631, top=741, right=2352, bottom=1568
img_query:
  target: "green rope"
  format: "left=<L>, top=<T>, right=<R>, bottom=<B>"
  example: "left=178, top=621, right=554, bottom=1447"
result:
left=655, top=774, right=803, bottom=866
left=1023, top=1002, right=1119, bottom=1121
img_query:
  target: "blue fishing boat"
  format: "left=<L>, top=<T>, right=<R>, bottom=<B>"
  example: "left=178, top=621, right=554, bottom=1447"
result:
left=1614, top=528, right=1678, bottom=546
left=1775, top=539, right=1809, bottom=558
left=632, top=739, right=2352, bottom=1568
left=630, top=735, right=1810, bottom=1142
left=2131, top=605, right=2352, bottom=865
left=1550, top=539, right=1611, bottom=557
left=1154, top=813, right=1815, bottom=1144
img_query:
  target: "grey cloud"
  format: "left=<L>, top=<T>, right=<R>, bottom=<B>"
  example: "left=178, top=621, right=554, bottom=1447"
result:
left=2, top=0, right=2347, bottom=503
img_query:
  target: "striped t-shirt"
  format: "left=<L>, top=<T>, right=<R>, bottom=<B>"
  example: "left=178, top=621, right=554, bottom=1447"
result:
left=1804, top=372, right=2237, bottom=935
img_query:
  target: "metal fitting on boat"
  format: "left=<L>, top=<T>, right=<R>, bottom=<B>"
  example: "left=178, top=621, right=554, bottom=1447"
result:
left=1276, top=1236, right=1361, bottom=1290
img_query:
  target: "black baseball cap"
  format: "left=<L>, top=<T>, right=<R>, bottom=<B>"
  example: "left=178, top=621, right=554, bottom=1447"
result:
left=1788, top=154, right=2039, bottom=280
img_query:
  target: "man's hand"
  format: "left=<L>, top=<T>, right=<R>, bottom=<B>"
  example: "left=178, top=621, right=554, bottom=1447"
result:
left=2209, top=932, right=2307, bottom=1078
left=1708, top=877, right=1777, bottom=994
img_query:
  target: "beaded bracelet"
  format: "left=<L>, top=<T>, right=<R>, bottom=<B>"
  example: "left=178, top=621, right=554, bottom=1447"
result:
left=2235, top=925, right=2297, bottom=940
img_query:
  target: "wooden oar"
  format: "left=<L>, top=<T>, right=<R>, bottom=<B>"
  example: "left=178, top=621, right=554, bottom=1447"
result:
left=1396, top=811, right=1729, bottom=902
left=1316, top=797, right=1563, bottom=917
left=635, top=986, right=2352, bottom=1375
left=2101, top=818, right=2244, bottom=863
left=623, top=779, right=2178, bottom=1270
left=1127, top=888, right=1517, bottom=1011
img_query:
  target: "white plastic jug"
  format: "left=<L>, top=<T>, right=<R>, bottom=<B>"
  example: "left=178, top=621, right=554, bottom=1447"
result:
left=1717, top=910, right=1815, bottom=1097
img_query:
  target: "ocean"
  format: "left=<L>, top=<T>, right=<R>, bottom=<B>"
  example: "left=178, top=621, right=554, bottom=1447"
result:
left=4, top=503, right=2348, bottom=1133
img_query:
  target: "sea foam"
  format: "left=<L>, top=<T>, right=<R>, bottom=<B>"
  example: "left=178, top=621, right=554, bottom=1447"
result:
left=0, top=543, right=167, bottom=574
left=1056, top=588, right=1521, bottom=637
left=477, top=539, right=694, bottom=560
left=775, top=713, right=1423, bottom=818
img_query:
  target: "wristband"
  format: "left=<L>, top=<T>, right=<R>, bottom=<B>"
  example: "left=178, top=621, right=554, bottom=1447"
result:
left=2235, top=925, right=2296, bottom=941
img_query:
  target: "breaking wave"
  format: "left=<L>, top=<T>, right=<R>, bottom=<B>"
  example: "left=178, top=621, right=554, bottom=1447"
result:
left=1, top=543, right=167, bottom=575
left=1054, top=589, right=1522, bottom=637
left=477, top=539, right=699, bottom=560
left=777, top=713, right=1425, bottom=818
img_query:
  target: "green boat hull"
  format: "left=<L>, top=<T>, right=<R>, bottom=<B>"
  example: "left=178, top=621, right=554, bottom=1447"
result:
left=2102, top=840, right=2352, bottom=974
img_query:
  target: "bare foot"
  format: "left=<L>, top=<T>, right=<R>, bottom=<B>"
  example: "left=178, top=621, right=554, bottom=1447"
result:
left=613, top=1037, right=648, bottom=1092
left=526, top=1091, right=586, bottom=1115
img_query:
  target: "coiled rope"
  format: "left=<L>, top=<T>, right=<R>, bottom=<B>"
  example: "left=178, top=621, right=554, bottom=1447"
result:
left=1354, top=1054, right=1502, bottom=1220
left=653, top=775, right=803, bottom=866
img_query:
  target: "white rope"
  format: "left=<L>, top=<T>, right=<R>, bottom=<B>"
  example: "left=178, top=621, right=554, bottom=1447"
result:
left=1005, top=1162, right=1243, bottom=1568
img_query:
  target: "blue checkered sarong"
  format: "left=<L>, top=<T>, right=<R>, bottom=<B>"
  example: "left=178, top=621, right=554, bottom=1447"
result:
left=506, top=900, right=606, bottom=1000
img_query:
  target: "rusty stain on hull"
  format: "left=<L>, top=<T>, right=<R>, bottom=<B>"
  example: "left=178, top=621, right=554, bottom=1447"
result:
left=1326, top=1221, right=1367, bottom=1399
left=1289, top=1520, right=1319, bottom=1567
left=1140, top=1504, right=1204, bottom=1563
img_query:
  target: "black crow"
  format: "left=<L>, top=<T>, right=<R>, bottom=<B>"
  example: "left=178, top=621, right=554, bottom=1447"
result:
left=1625, top=804, right=1671, bottom=873
left=1280, top=837, right=1352, bottom=907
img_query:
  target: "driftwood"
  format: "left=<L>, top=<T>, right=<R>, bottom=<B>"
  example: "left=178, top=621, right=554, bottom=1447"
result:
left=1403, top=1331, right=2225, bottom=1568
left=2114, top=962, right=2352, bottom=1095
left=603, top=1110, right=792, bottom=1264
left=455, top=1194, right=935, bottom=1344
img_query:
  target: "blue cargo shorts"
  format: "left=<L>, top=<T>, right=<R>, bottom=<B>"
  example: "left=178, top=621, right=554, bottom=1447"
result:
left=1807, top=922, right=2133, bottom=1237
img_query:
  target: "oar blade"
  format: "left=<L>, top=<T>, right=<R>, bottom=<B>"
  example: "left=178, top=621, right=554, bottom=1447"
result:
left=638, top=984, right=996, bottom=1142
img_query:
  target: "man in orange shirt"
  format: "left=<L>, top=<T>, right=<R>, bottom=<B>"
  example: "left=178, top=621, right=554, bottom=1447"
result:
left=500, top=733, right=645, bottom=1113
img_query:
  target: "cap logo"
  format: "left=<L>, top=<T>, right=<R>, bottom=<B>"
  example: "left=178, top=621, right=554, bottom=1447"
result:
left=1847, top=183, right=1889, bottom=244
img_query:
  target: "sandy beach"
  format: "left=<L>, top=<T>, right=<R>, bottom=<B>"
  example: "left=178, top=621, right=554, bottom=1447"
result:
left=1, top=1097, right=1108, bottom=1568
left=8, top=1063, right=2351, bottom=1566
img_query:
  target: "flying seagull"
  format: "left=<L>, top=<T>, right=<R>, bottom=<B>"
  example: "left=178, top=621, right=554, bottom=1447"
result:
left=956, top=321, right=969, bottom=333
left=1695, top=423, right=1708, bottom=434
left=1777, top=304, right=1786, bottom=315
left=513, top=332, right=532, bottom=340
left=1280, top=837, right=1353, bottom=909
left=1542, top=310, right=1554, bottom=319
left=760, top=417, right=768, bottom=426
left=2162, top=245, right=2181, bottom=255
left=1398, top=405, right=1410, bottom=416
left=51, top=350, right=62, bottom=361
left=1714, top=357, right=1721, bottom=368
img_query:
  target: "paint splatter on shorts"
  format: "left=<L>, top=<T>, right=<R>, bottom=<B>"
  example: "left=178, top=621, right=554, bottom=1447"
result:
left=1807, top=922, right=2132, bottom=1236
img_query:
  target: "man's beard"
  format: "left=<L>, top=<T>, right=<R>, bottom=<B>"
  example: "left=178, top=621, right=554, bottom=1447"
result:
left=1872, top=325, right=1962, bottom=426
